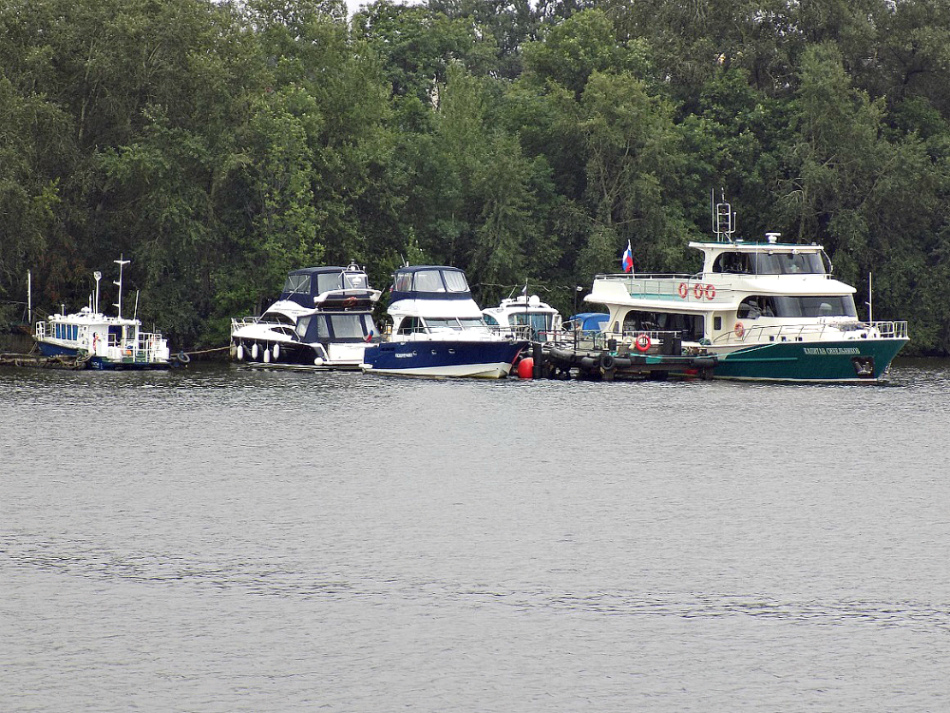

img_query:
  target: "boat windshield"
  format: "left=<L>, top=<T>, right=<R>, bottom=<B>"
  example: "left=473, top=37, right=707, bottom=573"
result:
left=442, top=271, right=469, bottom=293
left=316, top=273, right=345, bottom=294
left=713, top=251, right=826, bottom=275
left=283, top=273, right=310, bottom=295
left=412, top=270, right=446, bottom=292
left=750, top=252, right=825, bottom=275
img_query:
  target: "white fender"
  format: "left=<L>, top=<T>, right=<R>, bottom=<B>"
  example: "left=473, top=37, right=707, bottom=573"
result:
left=236, top=344, right=244, bottom=361
left=251, top=343, right=259, bottom=360
left=263, top=347, right=270, bottom=363
left=272, top=343, right=280, bottom=360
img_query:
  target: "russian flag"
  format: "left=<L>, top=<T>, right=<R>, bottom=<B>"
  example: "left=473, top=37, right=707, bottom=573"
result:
left=621, top=240, right=634, bottom=273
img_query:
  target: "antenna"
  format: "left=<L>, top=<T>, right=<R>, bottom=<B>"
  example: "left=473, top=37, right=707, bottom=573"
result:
left=94, top=271, right=102, bottom=314
left=866, top=272, right=873, bottom=323
left=27, top=270, right=32, bottom=326
left=113, top=257, right=129, bottom=318
left=711, top=188, right=736, bottom=243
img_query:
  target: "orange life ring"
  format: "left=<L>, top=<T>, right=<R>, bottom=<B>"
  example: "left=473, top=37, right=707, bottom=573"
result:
left=693, top=283, right=704, bottom=299
left=734, top=322, right=745, bottom=338
left=635, top=334, right=652, bottom=352
left=678, top=282, right=688, bottom=299
left=704, top=284, right=716, bottom=300
left=343, top=296, right=357, bottom=308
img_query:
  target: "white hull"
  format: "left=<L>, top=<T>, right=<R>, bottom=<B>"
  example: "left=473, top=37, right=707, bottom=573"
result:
left=362, top=361, right=514, bottom=379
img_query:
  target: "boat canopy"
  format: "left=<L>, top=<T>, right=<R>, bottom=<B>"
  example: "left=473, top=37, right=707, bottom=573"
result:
left=280, top=265, right=375, bottom=308
left=390, top=266, right=472, bottom=302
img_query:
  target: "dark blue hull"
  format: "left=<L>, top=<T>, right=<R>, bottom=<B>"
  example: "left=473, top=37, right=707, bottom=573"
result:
left=363, top=340, right=528, bottom=378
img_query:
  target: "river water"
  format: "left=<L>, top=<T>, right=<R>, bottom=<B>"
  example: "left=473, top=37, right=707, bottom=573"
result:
left=2, top=359, right=949, bottom=712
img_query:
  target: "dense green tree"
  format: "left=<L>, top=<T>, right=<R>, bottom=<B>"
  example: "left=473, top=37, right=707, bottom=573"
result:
left=4, top=0, right=950, bottom=354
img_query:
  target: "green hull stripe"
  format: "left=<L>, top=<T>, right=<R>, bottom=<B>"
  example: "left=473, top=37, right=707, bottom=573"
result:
left=715, top=338, right=907, bottom=381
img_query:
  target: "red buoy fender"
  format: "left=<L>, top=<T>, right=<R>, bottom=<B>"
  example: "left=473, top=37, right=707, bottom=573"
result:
left=734, top=322, right=745, bottom=338
left=678, top=282, right=689, bottom=299
left=635, top=334, right=651, bottom=352
left=704, top=284, right=716, bottom=300
left=517, top=357, right=534, bottom=379
left=693, top=283, right=704, bottom=299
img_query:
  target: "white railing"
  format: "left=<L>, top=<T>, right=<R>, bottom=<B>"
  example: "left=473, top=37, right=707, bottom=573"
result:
left=715, top=320, right=909, bottom=346
left=593, top=273, right=738, bottom=304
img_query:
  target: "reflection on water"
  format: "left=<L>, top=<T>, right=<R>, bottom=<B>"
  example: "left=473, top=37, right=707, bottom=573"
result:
left=2, top=358, right=950, bottom=712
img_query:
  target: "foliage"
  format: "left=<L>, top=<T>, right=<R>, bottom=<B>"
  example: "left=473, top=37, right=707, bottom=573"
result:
left=3, top=0, right=950, bottom=353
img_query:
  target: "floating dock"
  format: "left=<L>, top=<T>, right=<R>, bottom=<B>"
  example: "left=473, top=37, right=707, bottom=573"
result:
left=0, top=351, right=91, bottom=370
left=522, top=337, right=718, bottom=381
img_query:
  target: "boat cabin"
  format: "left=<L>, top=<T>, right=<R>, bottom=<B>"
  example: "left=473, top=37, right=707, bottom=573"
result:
left=279, top=263, right=377, bottom=309
left=295, top=311, right=378, bottom=343
left=482, top=294, right=563, bottom=342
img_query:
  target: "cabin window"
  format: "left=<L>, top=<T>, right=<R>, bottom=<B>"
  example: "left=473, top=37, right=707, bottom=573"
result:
left=412, top=270, right=445, bottom=293
left=393, top=272, right=413, bottom=292
left=483, top=314, right=500, bottom=326
left=713, top=252, right=752, bottom=274
left=737, top=296, right=776, bottom=319
left=54, top=324, right=79, bottom=340
left=714, top=316, right=722, bottom=330
left=511, top=312, right=552, bottom=332
left=328, top=314, right=366, bottom=339
left=443, top=271, right=469, bottom=293
left=283, top=274, right=310, bottom=295
left=621, top=311, right=703, bottom=340
left=397, top=316, right=421, bottom=335
left=771, top=295, right=857, bottom=318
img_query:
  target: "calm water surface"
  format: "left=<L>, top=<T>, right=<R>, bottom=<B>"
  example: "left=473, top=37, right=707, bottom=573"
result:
left=2, top=359, right=949, bottom=712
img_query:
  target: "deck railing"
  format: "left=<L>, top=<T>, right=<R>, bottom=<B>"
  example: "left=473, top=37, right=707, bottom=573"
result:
left=714, top=320, right=909, bottom=346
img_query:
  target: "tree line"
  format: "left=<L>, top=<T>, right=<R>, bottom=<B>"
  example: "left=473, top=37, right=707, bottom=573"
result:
left=2, top=0, right=949, bottom=353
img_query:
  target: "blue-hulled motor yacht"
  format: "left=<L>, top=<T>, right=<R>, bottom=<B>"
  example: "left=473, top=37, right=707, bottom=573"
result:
left=361, top=265, right=528, bottom=379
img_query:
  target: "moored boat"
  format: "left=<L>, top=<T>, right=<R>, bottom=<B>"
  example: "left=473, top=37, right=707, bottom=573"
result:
left=482, top=291, right=563, bottom=342
left=230, top=263, right=382, bottom=369
left=362, top=265, right=528, bottom=378
left=585, top=194, right=909, bottom=382
left=32, top=258, right=178, bottom=370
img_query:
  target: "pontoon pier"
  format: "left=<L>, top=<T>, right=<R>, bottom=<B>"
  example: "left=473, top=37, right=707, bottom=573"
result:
left=519, top=332, right=718, bottom=381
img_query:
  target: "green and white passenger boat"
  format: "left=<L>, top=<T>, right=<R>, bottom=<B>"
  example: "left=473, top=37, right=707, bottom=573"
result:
left=586, top=195, right=909, bottom=382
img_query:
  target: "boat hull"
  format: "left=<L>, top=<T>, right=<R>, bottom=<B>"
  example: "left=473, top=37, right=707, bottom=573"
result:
left=36, top=340, right=171, bottom=370
left=362, top=340, right=528, bottom=379
left=231, top=337, right=369, bottom=370
left=712, top=337, right=907, bottom=382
